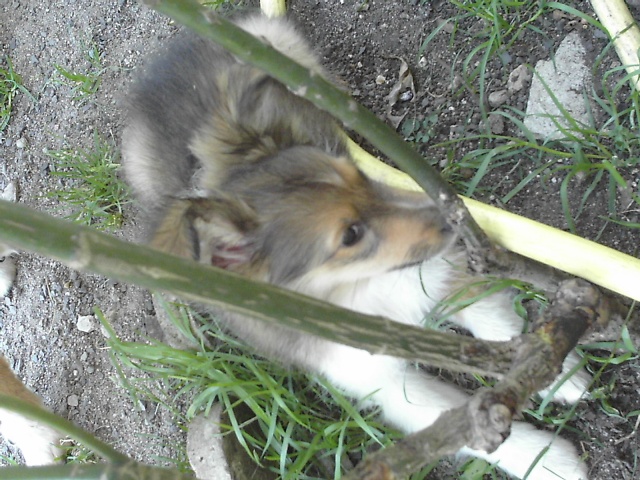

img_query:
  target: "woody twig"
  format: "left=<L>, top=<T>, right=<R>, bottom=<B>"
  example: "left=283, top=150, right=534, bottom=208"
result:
left=344, top=279, right=609, bottom=480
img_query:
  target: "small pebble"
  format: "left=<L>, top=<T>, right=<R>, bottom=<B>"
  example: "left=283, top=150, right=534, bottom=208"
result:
left=77, top=315, right=95, bottom=333
left=488, top=89, right=509, bottom=108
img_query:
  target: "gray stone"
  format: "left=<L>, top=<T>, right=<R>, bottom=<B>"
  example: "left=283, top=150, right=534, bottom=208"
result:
left=488, top=89, right=509, bottom=108
left=524, top=32, right=592, bottom=140
left=488, top=113, right=505, bottom=135
left=507, top=64, right=532, bottom=93
left=187, top=406, right=233, bottom=480
left=76, top=315, right=95, bottom=333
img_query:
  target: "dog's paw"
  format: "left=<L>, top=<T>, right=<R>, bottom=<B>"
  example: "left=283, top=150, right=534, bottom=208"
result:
left=526, top=439, right=589, bottom=480
left=461, top=421, right=588, bottom=480
left=0, top=248, right=17, bottom=297
left=19, top=422, right=64, bottom=466
left=1, top=182, right=18, bottom=297
left=0, top=411, right=64, bottom=466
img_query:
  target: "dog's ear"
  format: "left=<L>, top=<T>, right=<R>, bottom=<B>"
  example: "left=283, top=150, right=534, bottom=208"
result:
left=151, top=194, right=260, bottom=271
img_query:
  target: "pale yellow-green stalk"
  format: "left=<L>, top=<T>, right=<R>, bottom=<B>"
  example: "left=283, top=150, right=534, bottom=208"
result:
left=590, top=0, right=640, bottom=91
left=348, top=140, right=640, bottom=303
left=260, top=0, right=285, bottom=18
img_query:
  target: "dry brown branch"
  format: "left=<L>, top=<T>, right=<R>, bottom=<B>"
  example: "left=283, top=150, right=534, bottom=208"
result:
left=345, top=279, right=609, bottom=480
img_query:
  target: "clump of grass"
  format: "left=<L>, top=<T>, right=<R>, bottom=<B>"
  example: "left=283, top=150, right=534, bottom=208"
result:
left=54, top=40, right=105, bottom=104
left=437, top=64, right=640, bottom=236
left=60, top=440, right=100, bottom=465
left=420, top=2, right=640, bottom=236
left=0, top=57, right=32, bottom=133
left=419, top=0, right=551, bottom=108
left=47, top=132, right=129, bottom=230
left=99, top=302, right=470, bottom=479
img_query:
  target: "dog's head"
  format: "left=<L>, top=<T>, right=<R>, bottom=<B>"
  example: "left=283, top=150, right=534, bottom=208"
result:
left=151, top=147, right=455, bottom=294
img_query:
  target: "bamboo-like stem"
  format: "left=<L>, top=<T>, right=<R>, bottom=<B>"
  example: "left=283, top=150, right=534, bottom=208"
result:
left=0, top=394, right=130, bottom=464
left=0, top=199, right=514, bottom=377
left=260, top=0, right=286, bottom=18
left=144, top=0, right=495, bottom=272
left=590, top=0, right=640, bottom=91
left=348, top=139, right=640, bottom=302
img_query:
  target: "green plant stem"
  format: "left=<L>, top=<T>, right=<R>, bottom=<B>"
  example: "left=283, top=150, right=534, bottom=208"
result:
left=0, top=199, right=514, bottom=377
left=143, top=0, right=495, bottom=270
left=0, top=463, right=195, bottom=479
left=0, top=395, right=129, bottom=465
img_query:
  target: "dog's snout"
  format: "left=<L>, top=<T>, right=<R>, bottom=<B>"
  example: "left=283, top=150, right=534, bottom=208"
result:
left=418, top=206, right=457, bottom=254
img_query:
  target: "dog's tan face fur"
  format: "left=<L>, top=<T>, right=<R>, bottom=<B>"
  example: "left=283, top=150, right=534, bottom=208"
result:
left=152, top=144, right=454, bottom=293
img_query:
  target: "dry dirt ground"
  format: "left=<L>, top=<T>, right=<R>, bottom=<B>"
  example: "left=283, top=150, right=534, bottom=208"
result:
left=1, top=0, right=639, bottom=478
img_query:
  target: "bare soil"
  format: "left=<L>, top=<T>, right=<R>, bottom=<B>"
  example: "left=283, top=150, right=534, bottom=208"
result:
left=1, top=0, right=638, bottom=478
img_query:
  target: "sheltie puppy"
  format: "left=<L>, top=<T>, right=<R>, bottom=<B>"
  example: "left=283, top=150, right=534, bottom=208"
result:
left=122, top=14, right=590, bottom=480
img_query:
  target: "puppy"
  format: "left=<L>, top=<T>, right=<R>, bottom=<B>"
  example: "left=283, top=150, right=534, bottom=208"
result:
left=123, top=15, right=590, bottom=480
left=0, top=356, right=63, bottom=466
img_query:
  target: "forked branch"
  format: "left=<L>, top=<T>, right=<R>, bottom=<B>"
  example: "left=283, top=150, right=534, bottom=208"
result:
left=345, top=279, right=609, bottom=480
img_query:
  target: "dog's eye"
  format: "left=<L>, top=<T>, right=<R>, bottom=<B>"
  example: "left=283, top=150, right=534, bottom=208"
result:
left=341, top=222, right=365, bottom=247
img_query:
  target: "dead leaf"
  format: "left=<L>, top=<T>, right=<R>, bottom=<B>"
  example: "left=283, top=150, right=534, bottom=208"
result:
left=385, top=56, right=416, bottom=128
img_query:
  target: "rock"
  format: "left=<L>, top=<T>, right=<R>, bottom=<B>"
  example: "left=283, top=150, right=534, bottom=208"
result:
left=507, top=64, right=531, bottom=93
left=77, top=315, right=95, bottom=333
left=1, top=181, right=17, bottom=203
left=524, top=32, right=593, bottom=139
left=488, top=113, right=505, bottom=134
left=67, top=394, right=79, bottom=407
left=187, top=406, right=233, bottom=480
left=488, top=89, right=509, bottom=108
